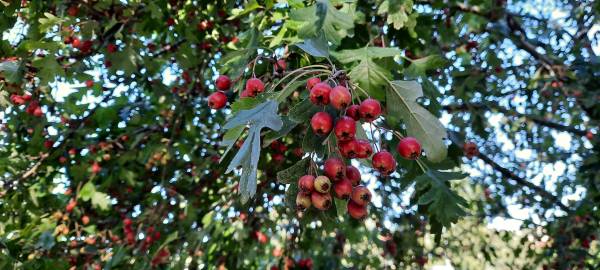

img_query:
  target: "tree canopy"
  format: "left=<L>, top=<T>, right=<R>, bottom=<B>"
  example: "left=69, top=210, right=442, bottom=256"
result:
left=0, top=0, right=599, bottom=269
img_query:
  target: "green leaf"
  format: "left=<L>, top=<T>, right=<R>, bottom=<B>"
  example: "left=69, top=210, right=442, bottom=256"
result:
left=79, top=181, right=110, bottom=210
left=276, top=158, right=310, bottom=184
left=405, top=55, right=447, bottom=77
left=221, top=28, right=259, bottom=78
left=415, top=169, right=468, bottom=227
left=333, top=47, right=401, bottom=100
left=262, top=117, right=297, bottom=147
left=288, top=98, right=320, bottom=123
left=220, top=125, right=245, bottom=162
left=295, top=33, right=329, bottom=58
left=224, top=100, right=283, bottom=203
left=38, top=12, right=63, bottom=32
left=334, top=198, right=348, bottom=217
left=377, top=0, right=417, bottom=34
left=35, top=231, right=55, bottom=251
left=0, top=60, right=22, bottom=83
left=290, top=0, right=354, bottom=45
left=387, top=80, right=447, bottom=162
left=32, top=56, right=64, bottom=85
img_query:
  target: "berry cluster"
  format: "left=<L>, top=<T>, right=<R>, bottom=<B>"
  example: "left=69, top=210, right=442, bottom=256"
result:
left=296, top=157, right=371, bottom=219
left=10, top=93, right=43, bottom=117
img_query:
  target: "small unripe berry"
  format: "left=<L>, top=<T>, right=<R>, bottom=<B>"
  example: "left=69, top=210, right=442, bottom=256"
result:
left=333, top=178, right=353, bottom=199
left=298, top=175, right=315, bottom=192
left=215, top=75, right=231, bottom=90
left=245, top=78, right=265, bottom=96
left=329, top=86, right=351, bottom=110
left=334, top=116, right=356, bottom=142
left=324, top=158, right=345, bottom=180
left=314, top=176, right=331, bottom=193
left=309, top=83, right=331, bottom=105
left=346, top=165, right=361, bottom=186
left=372, top=151, right=396, bottom=175
left=311, top=192, right=332, bottom=210
left=397, top=137, right=422, bottom=160
left=306, top=77, right=321, bottom=90
left=310, top=112, right=333, bottom=136
left=347, top=200, right=367, bottom=219
left=346, top=105, right=360, bottom=121
left=359, top=98, right=382, bottom=122
left=208, top=91, right=227, bottom=109
left=351, top=185, right=371, bottom=206
left=296, top=192, right=312, bottom=211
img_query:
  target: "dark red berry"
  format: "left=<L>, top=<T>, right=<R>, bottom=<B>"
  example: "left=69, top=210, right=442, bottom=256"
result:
left=346, top=105, right=360, bottom=121
left=339, top=139, right=358, bottom=159
left=311, top=192, right=332, bottom=210
left=329, top=86, right=351, bottom=110
left=245, top=78, right=265, bottom=96
left=347, top=200, right=367, bottom=219
left=298, top=175, right=315, bottom=193
left=346, top=165, right=361, bottom=186
left=333, top=178, right=353, bottom=199
left=310, top=112, right=333, bottom=136
left=359, top=98, right=382, bottom=122
left=355, top=139, right=373, bottom=159
left=334, top=116, right=356, bottom=142
left=306, top=77, right=321, bottom=90
left=371, top=151, right=396, bottom=175
left=208, top=91, right=227, bottom=109
left=397, top=137, right=422, bottom=160
left=309, top=83, right=331, bottom=105
left=351, top=185, right=371, bottom=206
left=216, top=75, right=231, bottom=90
left=324, top=158, right=345, bottom=180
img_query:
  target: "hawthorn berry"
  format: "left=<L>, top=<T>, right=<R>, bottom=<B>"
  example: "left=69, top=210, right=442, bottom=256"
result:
left=314, top=176, right=331, bottom=193
left=463, top=141, right=478, bottom=159
left=197, top=20, right=213, bottom=31
left=107, top=43, right=118, bottom=53
left=208, top=91, right=227, bottom=109
left=66, top=199, right=77, bottom=212
left=215, top=75, right=231, bottom=90
left=346, top=165, right=361, bottom=186
left=346, top=104, right=360, bottom=121
left=339, top=139, right=358, bottom=158
left=306, top=77, right=321, bottom=91
left=334, top=116, right=356, bottom=142
left=329, top=86, right=351, bottom=110
left=355, top=139, right=373, bottom=159
left=309, top=83, right=331, bottom=105
left=67, top=6, right=79, bottom=16
left=298, top=175, right=315, bottom=192
left=273, top=59, right=287, bottom=72
left=310, top=112, right=333, bottom=136
left=68, top=148, right=77, bottom=156
left=91, top=162, right=102, bottom=174
left=351, top=185, right=371, bottom=206
left=359, top=98, right=382, bottom=122
left=85, top=80, right=94, bottom=88
left=296, top=192, right=312, bottom=211
left=333, top=178, right=353, bottom=200
left=372, top=151, right=396, bottom=175
left=311, top=192, right=332, bottom=210
left=397, top=137, right=422, bottom=160
left=245, top=78, right=265, bottom=96
left=347, top=200, right=367, bottom=219
left=324, top=158, right=345, bottom=180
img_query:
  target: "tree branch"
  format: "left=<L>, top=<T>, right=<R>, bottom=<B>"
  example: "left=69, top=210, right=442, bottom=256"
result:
left=448, top=132, right=571, bottom=212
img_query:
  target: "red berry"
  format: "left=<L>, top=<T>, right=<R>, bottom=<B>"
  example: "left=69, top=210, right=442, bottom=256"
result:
left=64, top=36, right=73, bottom=44
left=355, top=139, right=373, bottom=159
left=245, top=78, right=265, bottom=96
left=372, top=151, right=396, bottom=175
left=586, top=131, right=594, bottom=140
left=107, top=43, right=117, bottom=53
left=67, top=6, right=78, bottom=16
left=166, top=18, right=175, bottom=26
left=333, top=178, right=353, bottom=200
left=91, top=162, right=102, bottom=174
left=66, top=199, right=77, bottom=212
left=324, top=158, right=345, bottom=180
left=309, top=83, right=331, bottom=105
left=197, top=20, right=213, bottom=31
left=296, top=192, right=312, bottom=211
left=44, top=140, right=54, bottom=149
left=339, top=139, right=358, bottom=158
left=208, top=91, right=227, bottom=109
left=334, top=116, right=356, bottom=142
left=215, top=75, right=231, bottom=90
left=351, top=185, right=371, bottom=206
left=397, top=137, right=422, bottom=160
left=85, top=80, right=94, bottom=88
left=306, top=77, right=321, bottom=91
left=33, top=106, right=43, bottom=117
left=329, top=86, right=351, bottom=110
left=314, top=176, right=331, bottom=193
left=346, top=165, right=361, bottom=186
left=310, top=112, right=333, bottom=136
left=298, top=175, right=315, bottom=192
left=273, top=59, right=286, bottom=72
left=347, top=200, right=367, bottom=219
left=359, top=98, right=382, bottom=122
left=59, top=156, right=68, bottom=164
left=311, top=192, right=332, bottom=210
left=124, top=218, right=133, bottom=227
left=346, top=105, right=360, bottom=121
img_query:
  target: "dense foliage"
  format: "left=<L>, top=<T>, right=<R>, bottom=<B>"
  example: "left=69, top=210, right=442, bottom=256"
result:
left=0, top=0, right=599, bottom=269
